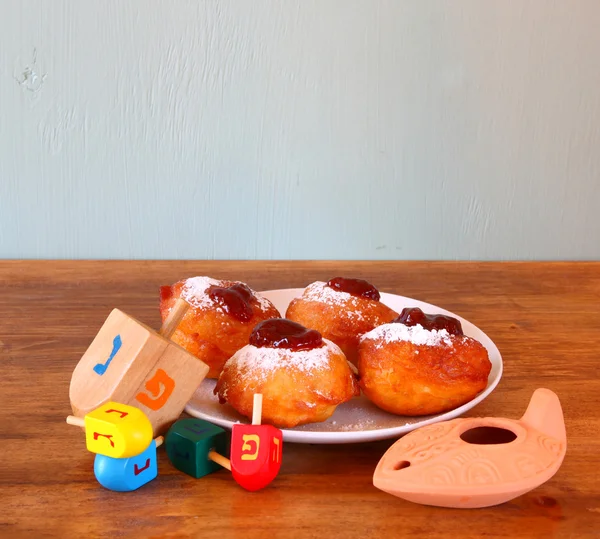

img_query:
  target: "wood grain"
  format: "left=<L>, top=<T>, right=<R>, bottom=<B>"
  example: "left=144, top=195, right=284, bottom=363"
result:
left=1, top=261, right=599, bottom=538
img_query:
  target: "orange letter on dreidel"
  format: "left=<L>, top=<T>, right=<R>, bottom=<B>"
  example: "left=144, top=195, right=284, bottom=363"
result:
left=135, top=369, right=175, bottom=411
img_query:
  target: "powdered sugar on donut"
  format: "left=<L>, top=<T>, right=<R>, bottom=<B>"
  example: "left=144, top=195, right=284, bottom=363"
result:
left=301, top=281, right=365, bottom=320
left=361, top=322, right=455, bottom=347
left=179, top=276, right=277, bottom=314
left=255, top=291, right=275, bottom=312
left=223, top=339, right=343, bottom=384
left=180, top=276, right=223, bottom=309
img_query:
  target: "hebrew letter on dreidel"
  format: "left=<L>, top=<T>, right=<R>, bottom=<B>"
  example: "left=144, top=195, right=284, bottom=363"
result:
left=135, top=369, right=175, bottom=411
left=134, top=459, right=151, bottom=476
left=272, top=437, right=281, bottom=463
left=105, top=409, right=128, bottom=419
left=93, top=335, right=122, bottom=376
left=241, top=434, right=260, bottom=461
left=93, top=432, right=115, bottom=448
left=183, top=423, right=209, bottom=436
left=174, top=449, right=190, bottom=461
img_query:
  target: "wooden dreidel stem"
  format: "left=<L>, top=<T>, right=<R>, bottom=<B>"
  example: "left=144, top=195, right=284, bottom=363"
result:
left=230, top=394, right=283, bottom=492
left=94, top=435, right=165, bottom=492
left=208, top=449, right=231, bottom=471
left=252, top=393, right=263, bottom=426
left=66, top=401, right=154, bottom=458
left=165, top=418, right=231, bottom=478
left=159, top=298, right=189, bottom=339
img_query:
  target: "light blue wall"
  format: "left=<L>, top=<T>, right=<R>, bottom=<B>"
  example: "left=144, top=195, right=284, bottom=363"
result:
left=1, top=1, right=599, bottom=260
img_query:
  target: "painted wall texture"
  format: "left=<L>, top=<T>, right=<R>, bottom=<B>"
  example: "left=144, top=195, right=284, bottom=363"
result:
left=1, top=1, right=599, bottom=260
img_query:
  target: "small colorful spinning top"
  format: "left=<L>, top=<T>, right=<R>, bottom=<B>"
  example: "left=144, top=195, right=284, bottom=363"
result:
left=67, top=402, right=164, bottom=491
left=230, top=394, right=283, bottom=492
left=93, top=437, right=164, bottom=492
left=165, top=418, right=231, bottom=478
left=66, top=401, right=153, bottom=458
left=165, top=394, right=283, bottom=491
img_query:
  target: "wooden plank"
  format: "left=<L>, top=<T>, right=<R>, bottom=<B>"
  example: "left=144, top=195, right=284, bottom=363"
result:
left=1, top=261, right=599, bottom=538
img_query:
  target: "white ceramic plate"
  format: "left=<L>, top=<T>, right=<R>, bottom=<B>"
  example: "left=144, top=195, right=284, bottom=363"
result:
left=185, top=288, right=503, bottom=444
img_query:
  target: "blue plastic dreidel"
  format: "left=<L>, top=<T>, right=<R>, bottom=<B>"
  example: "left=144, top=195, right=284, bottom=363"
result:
left=165, top=418, right=230, bottom=478
left=93, top=436, right=163, bottom=492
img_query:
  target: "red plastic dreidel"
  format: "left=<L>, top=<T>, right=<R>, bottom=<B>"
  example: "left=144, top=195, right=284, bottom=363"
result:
left=230, top=394, right=283, bottom=492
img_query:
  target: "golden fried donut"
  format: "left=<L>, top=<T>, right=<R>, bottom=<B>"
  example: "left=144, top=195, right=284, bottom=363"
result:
left=159, top=276, right=280, bottom=378
left=214, top=318, right=359, bottom=428
left=358, top=308, right=492, bottom=416
left=285, top=277, right=398, bottom=367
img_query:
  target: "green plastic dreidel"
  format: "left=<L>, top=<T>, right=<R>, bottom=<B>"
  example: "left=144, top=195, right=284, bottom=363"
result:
left=165, top=418, right=231, bottom=478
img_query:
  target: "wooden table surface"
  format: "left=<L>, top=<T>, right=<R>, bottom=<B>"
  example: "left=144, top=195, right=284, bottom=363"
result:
left=1, top=261, right=599, bottom=538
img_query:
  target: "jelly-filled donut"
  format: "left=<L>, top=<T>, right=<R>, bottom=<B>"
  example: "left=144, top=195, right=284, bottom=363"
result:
left=358, top=308, right=492, bottom=416
left=215, top=318, right=359, bottom=428
left=159, top=276, right=280, bottom=378
left=285, top=277, right=398, bottom=366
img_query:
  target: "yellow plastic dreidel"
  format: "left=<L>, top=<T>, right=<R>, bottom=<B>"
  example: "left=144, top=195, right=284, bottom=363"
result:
left=66, top=401, right=153, bottom=458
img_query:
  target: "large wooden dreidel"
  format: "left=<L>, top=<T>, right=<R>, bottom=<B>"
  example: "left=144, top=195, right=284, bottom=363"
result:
left=66, top=401, right=163, bottom=491
left=165, top=418, right=231, bottom=478
left=230, top=394, right=283, bottom=492
left=69, top=298, right=209, bottom=435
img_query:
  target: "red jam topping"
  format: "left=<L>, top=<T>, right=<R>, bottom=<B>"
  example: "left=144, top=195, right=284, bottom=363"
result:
left=160, top=285, right=173, bottom=302
left=326, top=277, right=380, bottom=301
left=250, top=318, right=323, bottom=351
left=207, top=283, right=254, bottom=322
left=393, top=307, right=463, bottom=336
